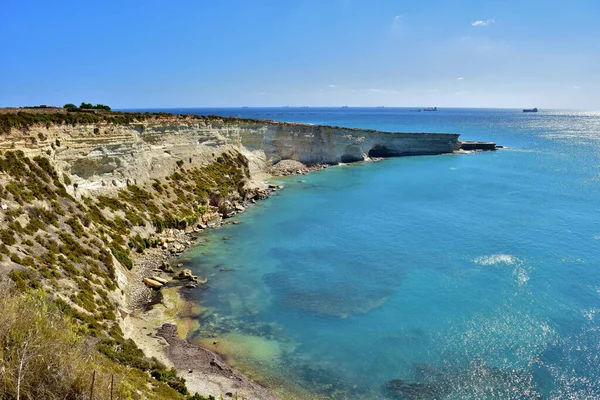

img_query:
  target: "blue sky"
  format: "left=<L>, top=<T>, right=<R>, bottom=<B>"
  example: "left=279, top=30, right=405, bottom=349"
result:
left=2, top=0, right=599, bottom=109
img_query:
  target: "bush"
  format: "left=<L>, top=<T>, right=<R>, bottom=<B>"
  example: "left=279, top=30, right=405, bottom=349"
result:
left=110, top=245, right=133, bottom=270
left=0, top=287, right=92, bottom=399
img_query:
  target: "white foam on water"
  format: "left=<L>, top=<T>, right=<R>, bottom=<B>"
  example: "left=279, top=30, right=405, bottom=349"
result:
left=514, top=266, right=530, bottom=286
left=473, top=254, right=520, bottom=266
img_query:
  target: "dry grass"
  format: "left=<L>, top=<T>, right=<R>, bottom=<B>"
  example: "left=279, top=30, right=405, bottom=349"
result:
left=0, top=283, right=186, bottom=400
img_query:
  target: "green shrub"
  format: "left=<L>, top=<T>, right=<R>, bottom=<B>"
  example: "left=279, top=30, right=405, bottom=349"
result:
left=0, top=229, right=16, bottom=245
left=110, top=245, right=133, bottom=270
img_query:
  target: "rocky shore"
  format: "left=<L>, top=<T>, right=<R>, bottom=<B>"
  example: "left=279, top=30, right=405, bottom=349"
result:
left=122, top=179, right=293, bottom=399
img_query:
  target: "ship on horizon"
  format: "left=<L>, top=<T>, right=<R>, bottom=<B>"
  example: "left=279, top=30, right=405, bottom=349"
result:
left=423, top=107, right=437, bottom=111
left=523, top=107, right=538, bottom=113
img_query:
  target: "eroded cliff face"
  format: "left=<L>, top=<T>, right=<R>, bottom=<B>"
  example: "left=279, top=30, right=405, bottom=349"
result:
left=0, top=117, right=460, bottom=195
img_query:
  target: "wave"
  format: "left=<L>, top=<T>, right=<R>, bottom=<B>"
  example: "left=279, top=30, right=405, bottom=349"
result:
left=473, top=254, right=520, bottom=266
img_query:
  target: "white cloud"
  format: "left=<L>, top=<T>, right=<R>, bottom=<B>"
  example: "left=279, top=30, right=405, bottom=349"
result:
left=573, top=85, right=581, bottom=89
left=327, top=84, right=337, bottom=88
left=390, top=14, right=403, bottom=34
left=471, top=18, right=495, bottom=27
left=457, top=77, right=464, bottom=81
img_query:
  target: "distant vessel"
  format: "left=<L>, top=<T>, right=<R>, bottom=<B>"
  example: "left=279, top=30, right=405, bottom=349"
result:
left=376, top=106, right=385, bottom=108
left=410, top=109, right=422, bottom=112
left=341, top=105, right=349, bottom=108
left=523, top=107, right=538, bottom=113
left=423, top=107, right=437, bottom=112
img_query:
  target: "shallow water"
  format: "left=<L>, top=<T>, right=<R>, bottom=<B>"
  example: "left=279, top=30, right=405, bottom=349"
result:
left=173, top=108, right=600, bottom=399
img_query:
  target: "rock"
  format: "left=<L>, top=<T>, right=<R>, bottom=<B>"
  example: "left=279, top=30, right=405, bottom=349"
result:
left=176, top=263, right=184, bottom=268
left=0, top=204, right=7, bottom=210
left=232, top=220, right=242, bottom=225
left=170, top=243, right=185, bottom=253
left=159, top=262, right=174, bottom=273
left=161, top=242, right=168, bottom=250
left=166, top=237, right=176, bottom=243
left=143, top=277, right=163, bottom=289
left=234, top=203, right=245, bottom=212
left=268, top=183, right=277, bottom=189
left=152, top=276, right=168, bottom=284
left=174, top=269, right=200, bottom=282
left=185, top=283, right=197, bottom=289
left=277, top=185, right=284, bottom=190
left=219, top=201, right=236, bottom=218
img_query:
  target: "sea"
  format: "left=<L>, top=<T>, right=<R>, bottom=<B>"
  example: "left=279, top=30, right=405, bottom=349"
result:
left=129, top=107, right=600, bottom=399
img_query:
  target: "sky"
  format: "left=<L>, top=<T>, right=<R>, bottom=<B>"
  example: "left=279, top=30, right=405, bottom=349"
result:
left=1, top=0, right=599, bottom=109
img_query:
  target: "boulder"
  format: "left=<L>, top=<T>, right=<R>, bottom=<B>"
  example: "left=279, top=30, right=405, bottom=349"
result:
left=152, top=276, right=168, bottom=285
left=143, top=277, right=163, bottom=289
left=159, top=262, right=174, bottom=273
left=219, top=201, right=236, bottom=218
left=174, top=269, right=208, bottom=284
left=0, top=204, right=7, bottom=210
left=170, top=243, right=185, bottom=253
left=174, top=269, right=198, bottom=282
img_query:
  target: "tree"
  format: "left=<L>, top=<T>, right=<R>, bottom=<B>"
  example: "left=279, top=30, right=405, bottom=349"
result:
left=63, top=103, right=78, bottom=110
left=80, top=102, right=93, bottom=109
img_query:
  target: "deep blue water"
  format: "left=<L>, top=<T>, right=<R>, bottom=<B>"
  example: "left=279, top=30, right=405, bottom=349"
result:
left=150, top=108, right=600, bottom=399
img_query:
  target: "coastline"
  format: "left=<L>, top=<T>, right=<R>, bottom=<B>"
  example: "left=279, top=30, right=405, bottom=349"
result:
left=0, top=108, right=499, bottom=399
left=121, top=165, right=331, bottom=399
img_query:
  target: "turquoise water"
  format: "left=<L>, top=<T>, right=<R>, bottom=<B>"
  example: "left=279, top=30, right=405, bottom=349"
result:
left=175, top=108, right=600, bottom=399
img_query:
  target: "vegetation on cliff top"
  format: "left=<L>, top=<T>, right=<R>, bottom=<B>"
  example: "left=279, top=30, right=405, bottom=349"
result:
left=64, top=102, right=111, bottom=111
left=0, top=108, right=275, bottom=135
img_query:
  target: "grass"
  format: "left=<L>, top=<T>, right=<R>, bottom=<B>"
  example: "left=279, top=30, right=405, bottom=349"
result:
left=0, top=284, right=189, bottom=399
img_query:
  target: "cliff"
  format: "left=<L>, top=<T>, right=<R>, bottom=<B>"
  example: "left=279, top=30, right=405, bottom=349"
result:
left=0, top=111, right=460, bottom=197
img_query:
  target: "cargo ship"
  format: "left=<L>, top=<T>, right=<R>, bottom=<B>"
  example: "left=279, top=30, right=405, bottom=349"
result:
left=523, top=107, right=538, bottom=113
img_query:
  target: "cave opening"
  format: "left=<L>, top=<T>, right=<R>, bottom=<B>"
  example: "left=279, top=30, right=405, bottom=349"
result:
left=368, top=145, right=395, bottom=158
